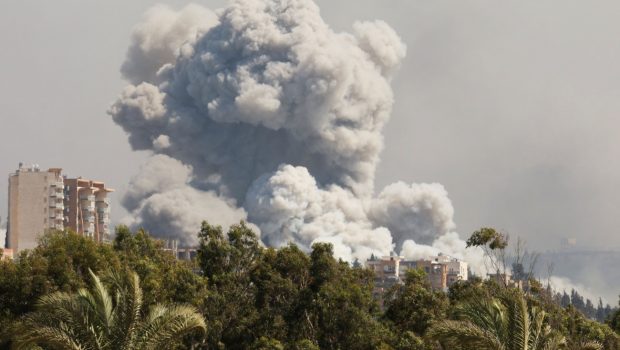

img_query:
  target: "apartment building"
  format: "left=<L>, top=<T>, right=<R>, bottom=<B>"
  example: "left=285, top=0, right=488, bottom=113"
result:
left=367, top=253, right=469, bottom=305
left=64, top=178, right=114, bottom=242
left=6, top=164, right=64, bottom=253
left=5, top=164, right=114, bottom=254
left=429, top=254, right=469, bottom=287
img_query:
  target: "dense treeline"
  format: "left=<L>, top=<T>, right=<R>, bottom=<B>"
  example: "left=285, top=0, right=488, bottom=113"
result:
left=0, top=222, right=619, bottom=349
left=552, top=290, right=617, bottom=323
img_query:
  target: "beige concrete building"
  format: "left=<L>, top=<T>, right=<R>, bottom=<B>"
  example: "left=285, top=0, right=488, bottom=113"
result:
left=6, top=164, right=114, bottom=253
left=429, top=254, right=469, bottom=287
left=367, top=253, right=469, bottom=306
left=6, top=164, right=64, bottom=253
left=64, top=178, right=113, bottom=242
left=416, top=259, right=449, bottom=291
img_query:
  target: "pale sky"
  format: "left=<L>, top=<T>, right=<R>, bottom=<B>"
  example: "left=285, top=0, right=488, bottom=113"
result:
left=2, top=0, right=620, bottom=255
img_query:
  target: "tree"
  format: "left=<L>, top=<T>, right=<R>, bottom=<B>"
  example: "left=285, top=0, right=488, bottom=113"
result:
left=113, top=226, right=208, bottom=307
left=0, top=230, right=120, bottom=336
left=384, top=268, right=449, bottom=336
left=563, top=305, right=619, bottom=350
left=196, top=221, right=261, bottom=349
left=428, top=289, right=569, bottom=350
left=466, top=228, right=510, bottom=285
left=11, top=269, right=206, bottom=350
left=609, top=296, right=620, bottom=334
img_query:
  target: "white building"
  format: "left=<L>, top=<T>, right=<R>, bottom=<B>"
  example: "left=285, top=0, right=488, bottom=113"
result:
left=429, top=254, right=469, bottom=286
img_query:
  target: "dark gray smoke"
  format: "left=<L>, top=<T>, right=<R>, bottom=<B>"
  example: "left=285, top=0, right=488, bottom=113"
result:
left=110, top=0, right=485, bottom=264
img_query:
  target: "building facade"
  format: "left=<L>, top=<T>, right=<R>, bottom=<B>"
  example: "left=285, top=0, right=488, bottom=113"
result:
left=64, top=178, right=113, bottom=242
left=367, top=253, right=469, bottom=305
left=6, top=165, right=64, bottom=253
left=5, top=164, right=113, bottom=254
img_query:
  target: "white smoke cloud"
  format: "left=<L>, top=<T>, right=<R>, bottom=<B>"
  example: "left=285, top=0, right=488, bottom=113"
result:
left=549, top=275, right=603, bottom=304
left=110, top=0, right=483, bottom=266
left=246, top=164, right=392, bottom=261
left=121, top=3, right=218, bottom=85
left=122, top=155, right=248, bottom=247
left=369, top=182, right=456, bottom=250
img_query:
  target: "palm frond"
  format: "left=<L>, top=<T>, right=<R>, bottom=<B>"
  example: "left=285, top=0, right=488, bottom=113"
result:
left=134, top=304, right=206, bottom=350
left=428, top=320, right=506, bottom=350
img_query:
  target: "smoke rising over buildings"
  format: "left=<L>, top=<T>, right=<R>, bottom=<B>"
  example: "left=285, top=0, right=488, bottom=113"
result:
left=110, top=0, right=480, bottom=266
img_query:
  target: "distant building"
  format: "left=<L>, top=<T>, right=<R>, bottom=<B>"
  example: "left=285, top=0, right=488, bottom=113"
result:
left=6, top=164, right=64, bottom=253
left=487, top=271, right=529, bottom=290
left=430, top=254, right=469, bottom=287
left=162, top=239, right=198, bottom=261
left=367, top=254, right=403, bottom=303
left=2, top=248, right=13, bottom=260
left=367, top=253, right=468, bottom=305
left=6, top=164, right=113, bottom=253
left=561, top=237, right=577, bottom=249
left=64, top=178, right=113, bottom=242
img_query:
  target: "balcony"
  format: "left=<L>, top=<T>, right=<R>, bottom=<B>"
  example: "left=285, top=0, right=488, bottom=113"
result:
left=54, top=223, right=64, bottom=230
left=97, top=207, right=110, bottom=215
left=96, top=198, right=110, bottom=205
left=50, top=181, right=64, bottom=188
left=81, top=204, right=94, bottom=211
left=84, top=215, right=95, bottom=223
left=50, top=192, right=65, bottom=199
left=49, top=202, right=63, bottom=209
left=98, top=217, right=110, bottom=224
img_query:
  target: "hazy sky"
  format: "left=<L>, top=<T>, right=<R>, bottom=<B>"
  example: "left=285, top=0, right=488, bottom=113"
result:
left=2, top=0, right=620, bottom=253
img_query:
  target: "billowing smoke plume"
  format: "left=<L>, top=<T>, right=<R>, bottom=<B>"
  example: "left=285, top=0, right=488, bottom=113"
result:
left=120, top=155, right=249, bottom=246
left=110, top=0, right=484, bottom=268
left=121, top=4, right=218, bottom=85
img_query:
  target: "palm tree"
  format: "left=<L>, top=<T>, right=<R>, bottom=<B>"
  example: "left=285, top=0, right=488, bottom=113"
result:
left=11, top=269, right=206, bottom=350
left=427, top=289, right=599, bottom=350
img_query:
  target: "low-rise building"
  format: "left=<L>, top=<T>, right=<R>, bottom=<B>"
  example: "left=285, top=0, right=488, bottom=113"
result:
left=367, top=253, right=469, bottom=305
left=367, top=255, right=403, bottom=301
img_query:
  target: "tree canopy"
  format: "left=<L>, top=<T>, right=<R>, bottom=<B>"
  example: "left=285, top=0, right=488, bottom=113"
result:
left=0, top=225, right=618, bottom=349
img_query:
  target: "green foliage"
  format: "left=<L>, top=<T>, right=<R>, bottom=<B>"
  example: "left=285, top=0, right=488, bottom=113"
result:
left=0, top=230, right=120, bottom=332
left=113, top=225, right=208, bottom=307
left=196, top=221, right=261, bottom=348
left=10, top=268, right=205, bottom=349
left=0, top=224, right=618, bottom=349
left=428, top=288, right=568, bottom=350
left=466, top=227, right=508, bottom=250
left=384, top=268, right=449, bottom=336
left=196, top=224, right=388, bottom=349
left=250, top=337, right=285, bottom=350
left=608, top=298, right=620, bottom=335
left=563, top=305, right=619, bottom=350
